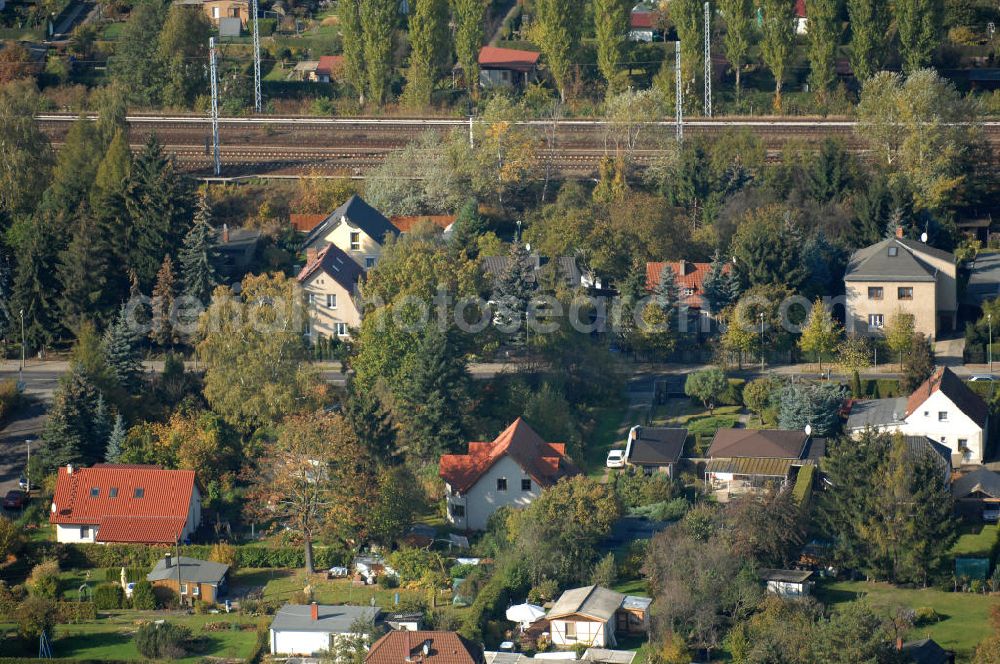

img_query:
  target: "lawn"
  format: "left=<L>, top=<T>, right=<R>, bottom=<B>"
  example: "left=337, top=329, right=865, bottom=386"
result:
left=582, top=400, right=630, bottom=477
left=815, top=580, right=998, bottom=659
left=951, top=523, right=999, bottom=558
left=650, top=399, right=742, bottom=457
left=1, top=613, right=262, bottom=662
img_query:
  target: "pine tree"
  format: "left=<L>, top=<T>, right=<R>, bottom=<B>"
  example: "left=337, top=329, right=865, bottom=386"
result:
left=38, top=366, right=104, bottom=472
left=38, top=117, right=104, bottom=222
left=343, top=384, right=397, bottom=463
left=57, top=208, right=113, bottom=333
left=12, top=218, right=60, bottom=353
left=492, top=241, right=537, bottom=340
left=179, top=196, right=219, bottom=303
left=398, top=328, right=469, bottom=462
left=654, top=264, right=679, bottom=313
left=150, top=254, right=177, bottom=346
left=91, top=128, right=132, bottom=207
left=450, top=198, right=487, bottom=258
left=105, top=413, right=125, bottom=462
left=104, top=305, right=143, bottom=394
left=0, top=243, right=13, bottom=345
left=703, top=250, right=736, bottom=313
left=124, top=135, right=192, bottom=288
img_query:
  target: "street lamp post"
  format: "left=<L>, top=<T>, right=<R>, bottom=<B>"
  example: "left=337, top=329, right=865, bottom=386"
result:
left=18, top=308, right=24, bottom=386
left=25, top=439, right=30, bottom=493
left=759, top=312, right=765, bottom=372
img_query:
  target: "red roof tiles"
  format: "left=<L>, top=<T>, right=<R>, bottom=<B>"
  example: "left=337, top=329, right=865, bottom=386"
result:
left=646, top=260, right=727, bottom=309
left=366, top=631, right=482, bottom=664
left=478, top=46, right=540, bottom=72
left=50, top=465, right=197, bottom=544
left=296, top=242, right=364, bottom=291
left=630, top=11, right=655, bottom=29
left=905, top=367, right=989, bottom=426
left=439, top=418, right=580, bottom=494
left=389, top=215, right=456, bottom=233
left=317, top=55, right=344, bottom=79
left=290, top=214, right=328, bottom=233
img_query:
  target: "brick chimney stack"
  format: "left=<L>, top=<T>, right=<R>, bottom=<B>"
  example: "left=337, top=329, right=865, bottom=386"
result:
left=222, top=223, right=230, bottom=243
left=310, top=602, right=318, bottom=621
left=895, top=226, right=904, bottom=239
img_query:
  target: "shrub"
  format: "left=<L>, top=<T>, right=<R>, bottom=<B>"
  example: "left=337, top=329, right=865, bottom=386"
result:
left=93, top=584, right=124, bottom=610
left=0, top=517, right=23, bottom=561
left=103, top=567, right=144, bottom=583
left=449, top=563, right=477, bottom=580
left=26, top=560, right=60, bottom=599
left=650, top=497, right=690, bottom=521
left=590, top=553, right=617, bottom=588
left=53, top=601, right=96, bottom=623
left=131, top=581, right=156, bottom=610
left=16, top=596, right=55, bottom=641
left=210, top=542, right=238, bottom=569
left=380, top=574, right=399, bottom=589
left=0, top=581, right=27, bottom=618
left=134, top=621, right=191, bottom=659
left=152, top=585, right=179, bottom=610
left=0, top=379, right=23, bottom=423
left=388, top=548, right=442, bottom=584
left=913, top=606, right=941, bottom=626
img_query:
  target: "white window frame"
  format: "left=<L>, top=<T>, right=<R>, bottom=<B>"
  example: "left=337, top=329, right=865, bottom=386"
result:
left=80, top=526, right=90, bottom=539
left=335, top=323, right=349, bottom=337
left=868, top=314, right=884, bottom=330
left=307, top=293, right=316, bottom=305
left=349, top=232, right=361, bottom=251
left=326, top=294, right=337, bottom=309
left=938, top=411, right=948, bottom=422
left=364, top=256, right=377, bottom=269
left=180, top=582, right=188, bottom=594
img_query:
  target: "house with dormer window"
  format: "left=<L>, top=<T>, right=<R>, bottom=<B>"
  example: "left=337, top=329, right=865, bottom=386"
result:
left=297, top=243, right=364, bottom=340
left=300, top=195, right=400, bottom=270
left=844, top=231, right=957, bottom=340
left=439, top=419, right=580, bottom=531
left=49, top=464, right=201, bottom=544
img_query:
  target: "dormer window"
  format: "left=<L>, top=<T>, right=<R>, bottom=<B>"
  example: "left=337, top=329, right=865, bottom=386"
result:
left=888, top=246, right=898, bottom=257
left=109, top=488, right=119, bottom=498
left=90, top=487, right=99, bottom=497
left=134, top=488, right=144, bottom=498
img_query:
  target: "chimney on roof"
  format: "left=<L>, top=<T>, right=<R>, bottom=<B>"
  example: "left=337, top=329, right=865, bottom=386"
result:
left=896, top=637, right=903, bottom=652
left=306, top=248, right=318, bottom=264
left=895, top=226, right=904, bottom=239
left=310, top=602, right=318, bottom=621
left=679, top=259, right=690, bottom=275
left=165, top=553, right=172, bottom=568
left=222, top=223, right=230, bottom=243
left=66, top=464, right=73, bottom=475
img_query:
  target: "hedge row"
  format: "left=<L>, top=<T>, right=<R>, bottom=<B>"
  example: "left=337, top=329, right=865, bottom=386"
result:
left=58, top=543, right=347, bottom=570
left=53, top=601, right=97, bottom=623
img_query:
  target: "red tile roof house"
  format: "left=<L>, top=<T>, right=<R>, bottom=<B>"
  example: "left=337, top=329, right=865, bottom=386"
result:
left=439, top=418, right=580, bottom=531
left=646, top=260, right=731, bottom=333
left=49, top=464, right=201, bottom=544
left=477, top=46, right=540, bottom=89
left=365, top=630, right=483, bottom=664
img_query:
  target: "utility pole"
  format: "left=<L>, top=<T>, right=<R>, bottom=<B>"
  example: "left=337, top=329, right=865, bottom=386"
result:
left=990, top=312, right=993, bottom=373
left=18, top=308, right=24, bottom=388
left=251, top=0, right=262, bottom=113
left=674, top=40, right=683, bottom=143
left=209, top=37, right=221, bottom=176
left=759, top=312, right=765, bottom=372
left=704, top=2, right=712, bottom=117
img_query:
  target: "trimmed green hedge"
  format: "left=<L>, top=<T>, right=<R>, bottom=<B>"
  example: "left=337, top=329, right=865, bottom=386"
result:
left=59, top=543, right=347, bottom=570
left=53, top=601, right=97, bottom=623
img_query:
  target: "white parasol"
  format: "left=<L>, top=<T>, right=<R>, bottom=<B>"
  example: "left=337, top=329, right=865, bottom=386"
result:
left=505, top=603, right=545, bottom=628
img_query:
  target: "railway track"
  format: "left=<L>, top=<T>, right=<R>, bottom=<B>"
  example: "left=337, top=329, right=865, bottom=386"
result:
left=33, top=114, right=991, bottom=178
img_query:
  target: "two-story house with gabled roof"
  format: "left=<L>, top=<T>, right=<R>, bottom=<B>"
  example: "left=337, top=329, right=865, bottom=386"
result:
left=439, top=418, right=580, bottom=531
left=297, top=243, right=364, bottom=340
left=846, top=367, right=989, bottom=465
left=49, top=464, right=201, bottom=544
left=844, top=232, right=957, bottom=340
left=300, top=195, right=400, bottom=270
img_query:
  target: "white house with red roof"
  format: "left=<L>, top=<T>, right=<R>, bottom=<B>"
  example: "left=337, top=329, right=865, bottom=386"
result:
left=50, top=464, right=201, bottom=544
left=846, top=367, right=989, bottom=465
left=439, top=418, right=580, bottom=530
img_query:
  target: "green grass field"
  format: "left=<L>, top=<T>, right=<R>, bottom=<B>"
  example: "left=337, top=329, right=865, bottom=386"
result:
left=651, top=399, right=742, bottom=456
left=1, top=613, right=261, bottom=662
left=582, top=400, right=630, bottom=477
left=951, top=523, right=999, bottom=558
left=816, top=580, right=997, bottom=659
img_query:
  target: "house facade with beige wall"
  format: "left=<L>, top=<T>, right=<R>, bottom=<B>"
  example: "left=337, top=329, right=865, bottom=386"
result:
left=844, top=235, right=957, bottom=340
left=175, top=0, right=249, bottom=26
left=297, top=244, right=363, bottom=340
left=300, top=195, right=400, bottom=271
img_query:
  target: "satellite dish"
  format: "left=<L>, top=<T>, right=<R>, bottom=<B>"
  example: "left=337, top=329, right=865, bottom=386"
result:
left=805, top=424, right=812, bottom=436
left=920, top=232, right=928, bottom=243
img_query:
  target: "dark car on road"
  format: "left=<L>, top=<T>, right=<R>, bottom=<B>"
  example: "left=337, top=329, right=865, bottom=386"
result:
left=2, top=490, right=26, bottom=510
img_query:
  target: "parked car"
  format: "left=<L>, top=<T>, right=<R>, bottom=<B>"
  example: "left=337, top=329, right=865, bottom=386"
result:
left=2, top=490, right=26, bottom=510
left=970, top=375, right=996, bottom=382
left=606, top=449, right=626, bottom=468
left=18, top=476, right=29, bottom=491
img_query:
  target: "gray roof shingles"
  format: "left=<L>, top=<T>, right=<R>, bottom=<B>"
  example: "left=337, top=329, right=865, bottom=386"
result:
left=547, top=585, right=626, bottom=622
left=302, top=195, right=399, bottom=249
left=270, top=604, right=380, bottom=633
left=146, top=556, right=229, bottom=585
left=844, top=238, right=951, bottom=283
left=627, top=427, right=686, bottom=466
left=953, top=468, right=1000, bottom=499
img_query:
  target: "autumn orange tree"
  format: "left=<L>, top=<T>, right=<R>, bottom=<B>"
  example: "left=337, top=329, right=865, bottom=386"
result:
left=244, top=411, right=378, bottom=573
